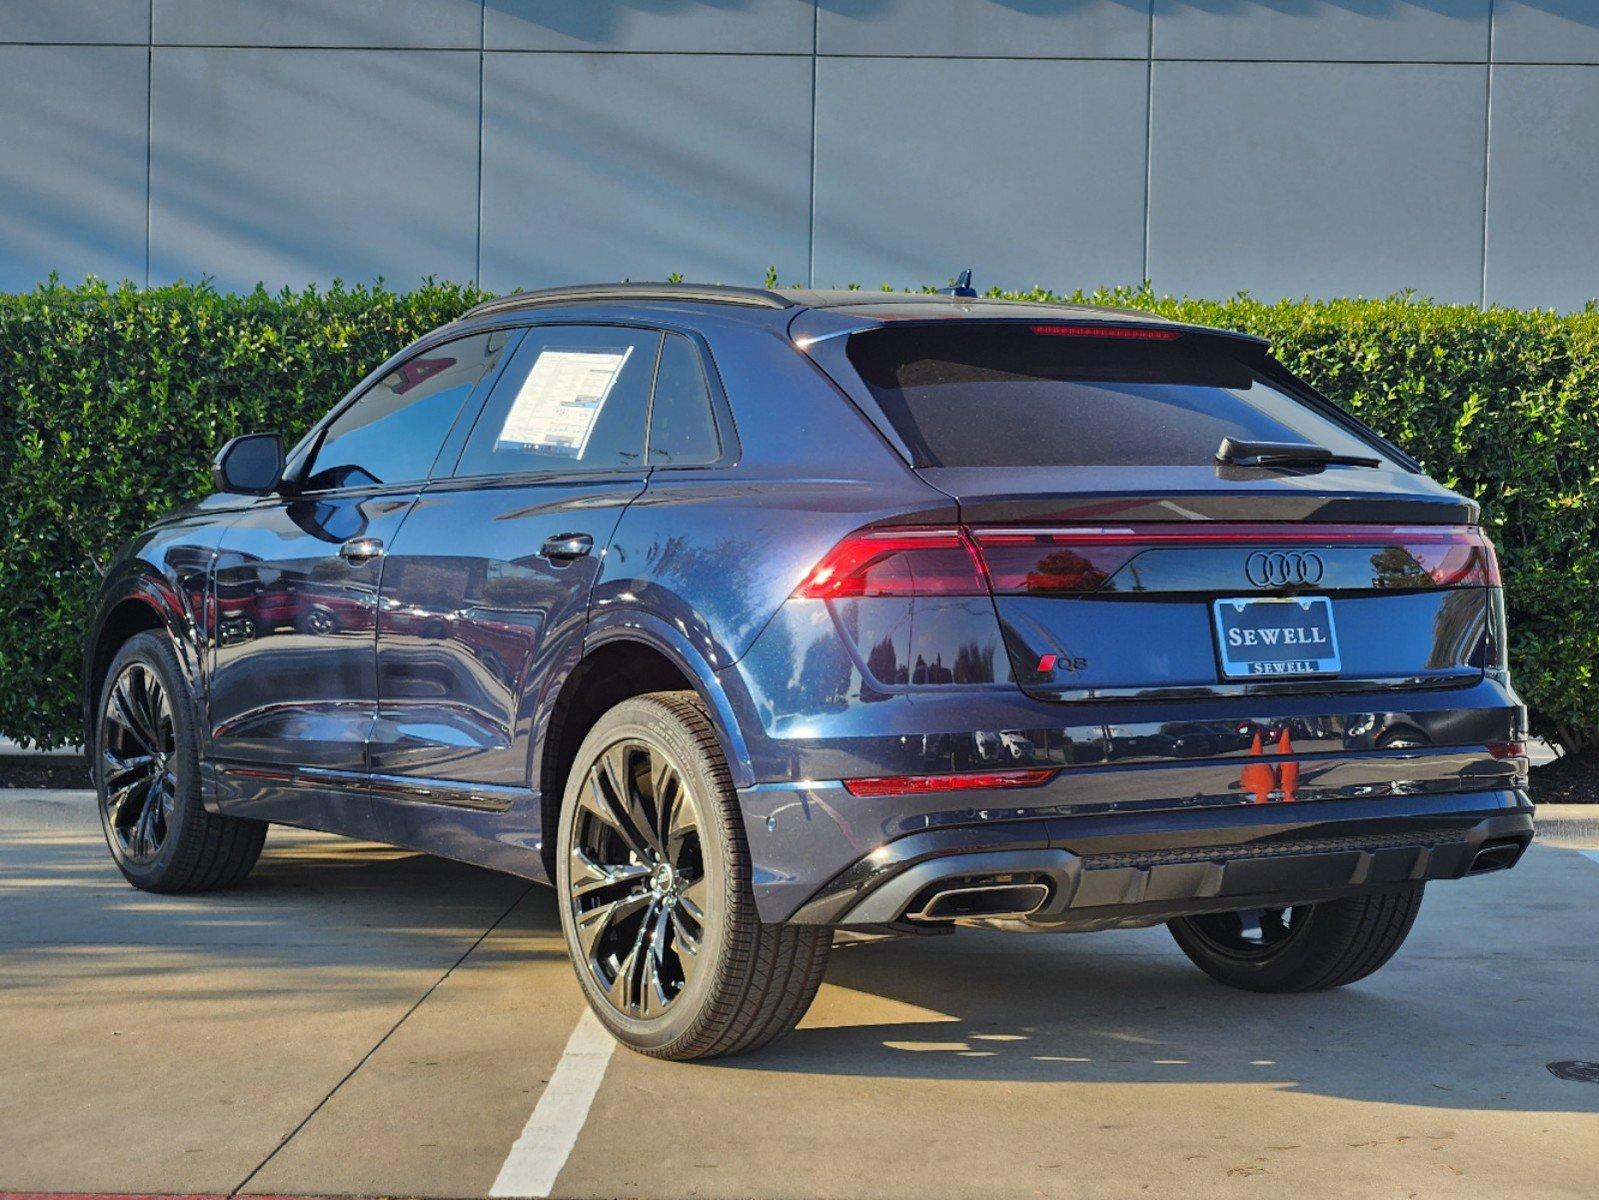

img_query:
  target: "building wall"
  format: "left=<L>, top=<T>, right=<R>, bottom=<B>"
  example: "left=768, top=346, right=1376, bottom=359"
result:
left=1, top=1, right=1595, bottom=307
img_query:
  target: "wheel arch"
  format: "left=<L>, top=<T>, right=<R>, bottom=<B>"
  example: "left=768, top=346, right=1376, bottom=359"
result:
left=84, top=573, right=200, bottom=753
left=534, top=613, right=754, bottom=880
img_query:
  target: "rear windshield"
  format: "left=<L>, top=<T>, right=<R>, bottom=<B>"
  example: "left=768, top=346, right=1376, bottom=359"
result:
left=843, top=325, right=1390, bottom=469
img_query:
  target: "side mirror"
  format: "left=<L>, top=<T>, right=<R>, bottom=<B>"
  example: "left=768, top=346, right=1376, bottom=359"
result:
left=211, top=433, right=284, bottom=496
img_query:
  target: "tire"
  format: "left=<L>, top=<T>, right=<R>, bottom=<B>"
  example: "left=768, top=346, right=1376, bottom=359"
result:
left=555, top=691, right=830, bottom=1061
left=95, top=631, right=266, bottom=893
left=1168, top=885, right=1424, bottom=993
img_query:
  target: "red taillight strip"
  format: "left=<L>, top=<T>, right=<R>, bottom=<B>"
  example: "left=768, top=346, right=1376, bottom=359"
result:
left=1027, top=323, right=1182, bottom=341
left=971, top=523, right=1501, bottom=591
left=970, top=523, right=1484, bottom=546
left=842, top=768, right=1057, bottom=798
left=794, top=527, right=990, bottom=599
left=796, top=523, right=1500, bottom=600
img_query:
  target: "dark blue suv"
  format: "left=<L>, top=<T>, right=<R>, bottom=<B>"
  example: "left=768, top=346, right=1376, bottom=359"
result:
left=85, top=283, right=1533, bottom=1060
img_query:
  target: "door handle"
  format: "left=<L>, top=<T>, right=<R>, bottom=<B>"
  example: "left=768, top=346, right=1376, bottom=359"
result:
left=339, top=536, right=384, bottom=564
left=540, top=533, right=593, bottom=562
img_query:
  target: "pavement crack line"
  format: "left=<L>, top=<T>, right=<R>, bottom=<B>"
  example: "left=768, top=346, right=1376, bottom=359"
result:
left=229, top=884, right=534, bottom=1197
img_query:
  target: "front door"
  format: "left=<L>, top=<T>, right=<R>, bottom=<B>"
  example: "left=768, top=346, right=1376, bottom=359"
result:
left=369, top=323, right=661, bottom=800
left=208, top=330, right=512, bottom=814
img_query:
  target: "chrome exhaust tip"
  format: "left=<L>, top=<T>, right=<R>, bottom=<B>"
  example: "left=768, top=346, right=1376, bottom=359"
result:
left=1467, top=838, right=1527, bottom=875
left=906, top=880, right=1051, bottom=923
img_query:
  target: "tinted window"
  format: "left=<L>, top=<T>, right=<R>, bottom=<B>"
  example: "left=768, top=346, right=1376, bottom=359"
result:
left=844, top=325, right=1391, bottom=469
left=648, top=334, right=721, bottom=466
left=302, top=332, right=507, bottom=491
left=454, top=325, right=659, bottom=478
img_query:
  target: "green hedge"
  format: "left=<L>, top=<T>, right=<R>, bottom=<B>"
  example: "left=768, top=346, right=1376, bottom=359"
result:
left=1, top=277, right=1595, bottom=750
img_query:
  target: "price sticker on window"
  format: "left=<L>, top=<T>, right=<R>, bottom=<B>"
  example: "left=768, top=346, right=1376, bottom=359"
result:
left=496, top=345, right=633, bottom=458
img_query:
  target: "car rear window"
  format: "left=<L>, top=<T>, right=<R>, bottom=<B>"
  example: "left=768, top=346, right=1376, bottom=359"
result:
left=842, top=324, right=1390, bottom=469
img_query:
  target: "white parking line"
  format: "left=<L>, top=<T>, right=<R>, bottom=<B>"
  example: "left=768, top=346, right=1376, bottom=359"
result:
left=490, top=1007, right=616, bottom=1198
left=1580, top=850, right=1599, bottom=867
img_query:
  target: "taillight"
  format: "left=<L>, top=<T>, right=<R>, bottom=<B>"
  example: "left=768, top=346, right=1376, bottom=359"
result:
left=1486, top=740, right=1527, bottom=760
left=842, top=768, right=1056, bottom=798
left=1400, top=529, right=1500, bottom=587
left=972, top=530, right=1141, bottom=594
left=794, top=527, right=989, bottom=599
left=972, top=524, right=1500, bottom=594
left=798, top=523, right=1499, bottom=600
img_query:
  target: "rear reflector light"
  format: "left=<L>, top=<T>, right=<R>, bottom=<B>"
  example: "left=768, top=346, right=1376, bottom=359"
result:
left=794, top=527, right=989, bottom=599
left=842, top=768, right=1057, bottom=798
left=1486, top=740, right=1527, bottom=760
left=798, top=523, right=1500, bottom=600
left=1027, top=323, right=1182, bottom=341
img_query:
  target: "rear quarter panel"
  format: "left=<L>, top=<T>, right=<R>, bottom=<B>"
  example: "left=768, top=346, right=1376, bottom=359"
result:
left=592, top=320, right=958, bottom=779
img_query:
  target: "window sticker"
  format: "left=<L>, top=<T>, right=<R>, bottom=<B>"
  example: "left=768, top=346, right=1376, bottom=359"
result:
left=495, top=346, right=633, bottom=458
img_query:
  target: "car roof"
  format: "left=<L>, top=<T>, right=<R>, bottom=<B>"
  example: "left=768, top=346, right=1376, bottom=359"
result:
left=455, top=282, right=1264, bottom=346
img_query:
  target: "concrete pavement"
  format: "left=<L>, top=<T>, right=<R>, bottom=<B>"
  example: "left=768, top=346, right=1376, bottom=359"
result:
left=3, top=790, right=1596, bottom=1199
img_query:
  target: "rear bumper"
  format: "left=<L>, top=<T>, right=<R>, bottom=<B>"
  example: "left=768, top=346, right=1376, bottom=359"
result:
left=775, top=788, right=1532, bottom=929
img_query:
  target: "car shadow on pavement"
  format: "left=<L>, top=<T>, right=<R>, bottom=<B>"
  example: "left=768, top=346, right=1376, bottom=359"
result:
left=724, top=850, right=1599, bottom=1116
left=0, top=820, right=565, bottom=1006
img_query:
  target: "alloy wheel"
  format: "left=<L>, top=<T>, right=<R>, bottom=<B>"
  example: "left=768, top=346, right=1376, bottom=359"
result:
left=567, top=739, right=707, bottom=1019
left=99, top=662, right=178, bottom=865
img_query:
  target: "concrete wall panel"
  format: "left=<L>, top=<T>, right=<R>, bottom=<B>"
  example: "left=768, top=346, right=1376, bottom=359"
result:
left=153, top=1, right=482, bottom=48
left=0, top=1, right=149, bottom=44
left=484, top=0, right=815, bottom=53
left=1148, top=62, right=1488, bottom=302
left=817, top=0, right=1149, bottom=58
left=812, top=56, right=1147, bottom=291
left=149, top=48, right=480, bottom=291
left=0, top=46, right=149, bottom=290
left=1153, top=0, right=1490, bottom=63
left=479, top=52, right=812, bottom=292
left=1484, top=65, right=1599, bottom=309
left=1493, top=1, right=1599, bottom=64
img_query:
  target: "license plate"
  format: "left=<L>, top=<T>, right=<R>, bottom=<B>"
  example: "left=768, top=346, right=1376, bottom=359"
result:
left=1213, top=596, right=1341, bottom=679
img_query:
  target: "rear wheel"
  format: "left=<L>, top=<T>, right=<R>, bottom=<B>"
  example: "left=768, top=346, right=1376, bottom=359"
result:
left=555, top=691, right=829, bottom=1060
left=96, top=631, right=266, bottom=893
left=1168, top=885, right=1424, bottom=992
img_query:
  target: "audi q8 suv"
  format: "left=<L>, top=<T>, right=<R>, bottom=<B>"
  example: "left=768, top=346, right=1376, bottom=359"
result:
left=85, top=283, right=1533, bottom=1060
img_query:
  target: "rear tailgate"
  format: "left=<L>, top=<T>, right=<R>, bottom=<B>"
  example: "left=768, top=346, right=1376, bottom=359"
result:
left=803, top=317, right=1496, bottom=701
left=961, top=513, right=1493, bottom=699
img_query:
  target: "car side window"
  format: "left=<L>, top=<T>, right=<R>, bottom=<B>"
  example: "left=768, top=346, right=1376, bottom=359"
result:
left=648, top=334, right=721, bottom=466
left=301, top=331, right=508, bottom=492
left=453, top=325, right=659, bottom=478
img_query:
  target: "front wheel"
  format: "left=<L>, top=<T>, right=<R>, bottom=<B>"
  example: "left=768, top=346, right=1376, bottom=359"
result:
left=1168, top=885, right=1424, bottom=993
left=96, top=631, right=266, bottom=892
left=555, top=692, right=829, bottom=1060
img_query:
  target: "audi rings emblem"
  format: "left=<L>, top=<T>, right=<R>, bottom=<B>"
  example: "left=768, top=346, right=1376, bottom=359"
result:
left=1245, top=550, right=1325, bottom=588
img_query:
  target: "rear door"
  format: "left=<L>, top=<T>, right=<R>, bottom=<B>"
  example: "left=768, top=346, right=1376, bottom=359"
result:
left=813, top=320, right=1493, bottom=699
left=368, top=323, right=659, bottom=800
